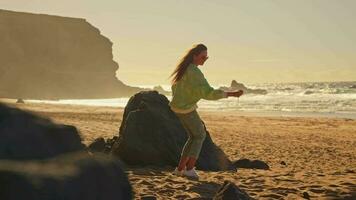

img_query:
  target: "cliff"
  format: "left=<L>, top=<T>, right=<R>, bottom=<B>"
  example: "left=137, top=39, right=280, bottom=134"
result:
left=0, top=9, right=142, bottom=99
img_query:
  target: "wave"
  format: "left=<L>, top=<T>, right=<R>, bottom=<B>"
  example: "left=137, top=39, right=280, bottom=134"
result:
left=18, top=81, right=356, bottom=119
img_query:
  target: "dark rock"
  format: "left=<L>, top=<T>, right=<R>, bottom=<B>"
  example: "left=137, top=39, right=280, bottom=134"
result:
left=104, top=136, right=119, bottom=153
left=280, top=161, right=286, bottom=165
left=87, top=136, right=119, bottom=154
left=0, top=103, right=85, bottom=160
left=0, top=103, right=132, bottom=199
left=111, top=90, right=233, bottom=171
left=233, top=159, right=269, bottom=170
left=219, top=80, right=267, bottom=95
left=213, top=180, right=252, bottom=200
left=0, top=152, right=133, bottom=200
left=302, top=191, right=310, bottom=199
left=16, top=99, right=25, bottom=103
left=88, top=137, right=106, bottom=153
left=107, top=136, right=119, bottom=146
left=230, top=80, right=246, bottom=89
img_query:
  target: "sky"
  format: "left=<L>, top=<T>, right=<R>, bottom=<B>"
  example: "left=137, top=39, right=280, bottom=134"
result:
left=1, top=0, right=356, bottom=87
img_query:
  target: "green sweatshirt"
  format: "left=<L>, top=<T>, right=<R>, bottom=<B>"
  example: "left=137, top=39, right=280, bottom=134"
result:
left=169, top=63, right=228, bottom=113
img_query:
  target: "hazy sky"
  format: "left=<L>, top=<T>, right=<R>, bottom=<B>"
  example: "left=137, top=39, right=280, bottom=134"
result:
left=1, top=0, right=356, bottom=86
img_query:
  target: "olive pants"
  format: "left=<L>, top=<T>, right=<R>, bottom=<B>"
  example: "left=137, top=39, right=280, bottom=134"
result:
left=175, top=109, right=206, bottom=159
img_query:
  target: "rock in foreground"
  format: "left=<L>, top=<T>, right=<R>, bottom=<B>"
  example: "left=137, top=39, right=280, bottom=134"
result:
left=0, top=152, right=133, bottom=200
left=0, top=103, right=132, bottom=199
left=0, top=103, right=85, bottom=160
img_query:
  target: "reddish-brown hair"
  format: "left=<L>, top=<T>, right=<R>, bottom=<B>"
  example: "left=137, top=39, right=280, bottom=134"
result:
left=168, top=44, right=207, bottom=85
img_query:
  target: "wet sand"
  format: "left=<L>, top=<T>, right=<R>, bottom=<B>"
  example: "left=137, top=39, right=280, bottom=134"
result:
left=6, top=102, right=356, bottom=199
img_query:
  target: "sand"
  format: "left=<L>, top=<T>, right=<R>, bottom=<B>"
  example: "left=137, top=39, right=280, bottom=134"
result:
left=6, top=102, right=356, bottom=199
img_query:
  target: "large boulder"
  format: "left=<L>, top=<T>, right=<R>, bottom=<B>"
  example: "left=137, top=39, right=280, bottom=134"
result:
left=0, top=103, right=85, bottom=160
left=0, top=152, right=133, bottom=200
left=110, top=91, right=234, bottom=171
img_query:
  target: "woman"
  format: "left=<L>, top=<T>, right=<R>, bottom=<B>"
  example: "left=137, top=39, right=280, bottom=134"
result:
left=168, top=44, right=243, bottom=179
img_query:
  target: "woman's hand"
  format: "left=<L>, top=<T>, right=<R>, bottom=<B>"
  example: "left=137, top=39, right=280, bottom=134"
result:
left=236, top=90, right=244, bottom=97
left=226, top=90, right=244, bottom=97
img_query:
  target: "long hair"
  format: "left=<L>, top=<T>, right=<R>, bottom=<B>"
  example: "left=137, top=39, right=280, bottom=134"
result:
left=168, top=44, right=207, bottom=85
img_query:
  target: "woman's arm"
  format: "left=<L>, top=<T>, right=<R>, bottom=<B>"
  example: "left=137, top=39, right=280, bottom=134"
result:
left=190, top=68, right=229, bottom=100
left=226, top=90, right=244, bottom=97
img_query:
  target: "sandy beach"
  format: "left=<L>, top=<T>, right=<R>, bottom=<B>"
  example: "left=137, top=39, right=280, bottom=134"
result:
left=6, top=102, right=356, bottom=199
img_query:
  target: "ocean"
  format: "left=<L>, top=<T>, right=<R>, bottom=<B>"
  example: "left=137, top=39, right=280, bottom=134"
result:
left=25, top=81, right=356, bottom=119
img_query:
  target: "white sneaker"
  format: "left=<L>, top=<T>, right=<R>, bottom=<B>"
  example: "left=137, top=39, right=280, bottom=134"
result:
left=183, top=167, right=199, bottom=179
left=172, top=167, right=184, bottom=176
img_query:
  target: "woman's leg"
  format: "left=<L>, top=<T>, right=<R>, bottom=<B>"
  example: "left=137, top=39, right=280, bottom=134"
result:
left=180, top=110, right=206, bottom=170
left=177, top=156, right=189, bottom=171
left=180, top=126, right=194, bottom=161
left=176, top=114, right=194, bottom=171
left=186, top=157, right=197, bottom=170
